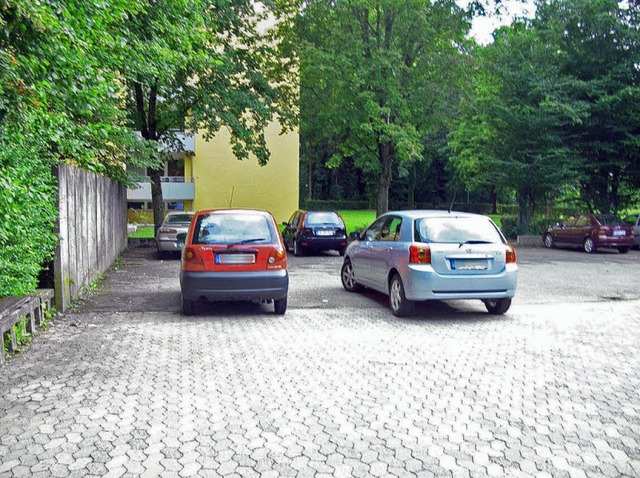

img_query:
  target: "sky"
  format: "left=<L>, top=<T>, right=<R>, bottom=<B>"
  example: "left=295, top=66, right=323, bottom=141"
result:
left=466, top=0, right=537, bottom=44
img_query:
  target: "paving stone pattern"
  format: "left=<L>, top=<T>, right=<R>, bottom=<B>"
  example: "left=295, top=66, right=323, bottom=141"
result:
left=1, top=249, right=639, bottom=477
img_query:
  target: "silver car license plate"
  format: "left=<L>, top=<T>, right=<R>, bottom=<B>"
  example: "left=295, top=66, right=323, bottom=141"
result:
left=451, top=259, right=488, bottom=271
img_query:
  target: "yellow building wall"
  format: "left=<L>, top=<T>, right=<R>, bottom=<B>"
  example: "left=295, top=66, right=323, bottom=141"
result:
left=191, top=122, right=299, bottom=223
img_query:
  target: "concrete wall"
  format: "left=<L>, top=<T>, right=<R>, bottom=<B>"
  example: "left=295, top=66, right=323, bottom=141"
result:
left=190, top=122, right=299, bottom=223
left=54, top=164, right=128, bottom=311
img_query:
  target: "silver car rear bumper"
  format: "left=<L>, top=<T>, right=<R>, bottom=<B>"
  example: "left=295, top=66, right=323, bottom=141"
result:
left=403, top=264, right=518, bottom=301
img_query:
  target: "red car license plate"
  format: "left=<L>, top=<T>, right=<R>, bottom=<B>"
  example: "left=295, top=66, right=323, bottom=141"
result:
left=216, top=253, right=255, bottom=264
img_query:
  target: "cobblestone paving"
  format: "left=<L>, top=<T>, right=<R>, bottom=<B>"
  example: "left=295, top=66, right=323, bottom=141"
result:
left=1, top=249, right=639, bottom=477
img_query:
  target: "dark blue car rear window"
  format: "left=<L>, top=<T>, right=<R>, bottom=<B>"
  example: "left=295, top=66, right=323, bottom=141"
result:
left=305, top=212, right=342, bottom=226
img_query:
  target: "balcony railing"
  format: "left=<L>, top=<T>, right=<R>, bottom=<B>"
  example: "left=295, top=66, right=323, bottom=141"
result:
left=161, top=176, right=190, bottom=183
left=135, top=131, right=195, bottom=153
left=127, top=176, right=195, bottom=201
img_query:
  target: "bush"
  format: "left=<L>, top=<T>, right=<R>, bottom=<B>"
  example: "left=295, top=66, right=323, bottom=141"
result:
left=301, top=199, right=370, bottom=210
left=0, top=117, right=59, bottom=298
left=499, top=216, right=562, bottom=239
left=499, top=216, right=518, bottom=239
left=530, top=217, right=562, bottom=235
left=128, top=209, right=154, bottom=224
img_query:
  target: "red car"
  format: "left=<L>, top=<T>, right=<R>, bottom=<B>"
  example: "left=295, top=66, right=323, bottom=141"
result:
left=543, top=214, right=634, bottom=253
left=179, top=209, right=288, bottom=315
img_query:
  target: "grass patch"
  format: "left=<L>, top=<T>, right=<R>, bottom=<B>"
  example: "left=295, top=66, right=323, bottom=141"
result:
left=339, top=210, right=502, bottom=232
left=129, top=226, right=154, bottom=239
left=488, top=215, right=502, bottom=227
left=339, top=210, right=377, bottom=233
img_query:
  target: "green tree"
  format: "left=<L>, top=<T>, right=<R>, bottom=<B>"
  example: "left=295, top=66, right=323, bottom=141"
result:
left=536, top=0, right=640, bottom=214
left=1, top=1, right=157, bottom=181
left=119, top=0, right=298, bottom=232
left=1, top=0, right=155, bottom=297
left=296, top=0, right=471, bottom=216
left=450, top=23, right=584, bottom=233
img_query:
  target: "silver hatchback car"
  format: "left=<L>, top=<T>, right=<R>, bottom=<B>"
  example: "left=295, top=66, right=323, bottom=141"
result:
left=341, top=210, right=518, bottom=316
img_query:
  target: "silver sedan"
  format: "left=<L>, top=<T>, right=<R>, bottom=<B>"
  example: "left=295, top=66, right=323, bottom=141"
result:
left=340, top=210, right=518, bottom=316
left=156, top=211, right=194, bottom=256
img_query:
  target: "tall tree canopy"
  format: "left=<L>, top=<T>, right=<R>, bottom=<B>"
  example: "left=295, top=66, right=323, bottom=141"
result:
left=120, top=0, right=298, bottom=231
left=449, top=23, right=584, bottom=233
left=295, top=0, right=471, bottom=216
left=535, top=0, right=640, bottom=214
left=450, top=0, right=640, bottom=232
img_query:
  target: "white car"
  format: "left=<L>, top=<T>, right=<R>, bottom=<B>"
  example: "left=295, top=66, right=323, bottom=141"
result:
left=341, top=210, right=518, bottom=316
left=156, top=211, right=194, bottom=257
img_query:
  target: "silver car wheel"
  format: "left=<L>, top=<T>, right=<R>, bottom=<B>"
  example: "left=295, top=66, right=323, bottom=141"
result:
left=390, top=280, right=402, bottom=311
left=583, top=237, right=595, bottom=253
left=389, top=275, right=413, bottom=317
left=340, top=260, right=361, bottom=292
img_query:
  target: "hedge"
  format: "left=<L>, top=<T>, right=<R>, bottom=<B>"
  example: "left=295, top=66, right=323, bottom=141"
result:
left=300, top=199, right=371, bottom=210
left=500, top=216, right=562, bottom=239
left=0, top=118, right=59, bottom=298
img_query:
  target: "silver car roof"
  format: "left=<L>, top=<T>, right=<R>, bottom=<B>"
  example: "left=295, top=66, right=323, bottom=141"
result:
left=382, top=210, right=489, bottom=220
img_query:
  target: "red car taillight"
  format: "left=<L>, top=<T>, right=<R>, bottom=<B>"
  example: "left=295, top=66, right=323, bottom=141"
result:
left=506, top=244, right=517, bottom=263
left=409, top=244, right=431, bottom=264
left=182, top=246, right=205, bottom=271
left=159, top=227, right=177, bottom=235
left=267, top=246, right=287, bottom=270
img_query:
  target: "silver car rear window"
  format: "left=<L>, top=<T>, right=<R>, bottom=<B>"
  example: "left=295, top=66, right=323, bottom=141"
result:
left=193, top=213, right=276, bottom=245
left=166, top=214, right=194, bottom=224
left=416, top=217, right=504, bottom=244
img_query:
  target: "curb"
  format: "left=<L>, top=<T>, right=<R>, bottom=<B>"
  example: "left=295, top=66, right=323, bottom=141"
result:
left=128, top=238, right=156, bottom=248
left=516, top=235, right=544, bottom=247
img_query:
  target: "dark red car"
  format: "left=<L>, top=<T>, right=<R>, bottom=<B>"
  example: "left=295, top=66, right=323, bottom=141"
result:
left=543, top=214, right=634, bottom=253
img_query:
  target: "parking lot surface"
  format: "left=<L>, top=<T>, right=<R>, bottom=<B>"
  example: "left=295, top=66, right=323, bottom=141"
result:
left=1, top=246, right=639, bottom=477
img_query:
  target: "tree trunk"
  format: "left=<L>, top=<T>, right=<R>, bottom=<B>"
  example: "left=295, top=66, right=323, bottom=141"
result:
left=377, top=141, right=393, bottom=217
left=407, top=164, right=416, bottom=209
left=517, top=188, right=535, bottom=235
left=134, top=80, right=164, bottom=233
left=307, top=158, right=313, bottom=201
left=610, top=171, right=619, bottom=215
left=150, top=169, right=164, bottom=234
left=490, top=186, right=497, bottom=215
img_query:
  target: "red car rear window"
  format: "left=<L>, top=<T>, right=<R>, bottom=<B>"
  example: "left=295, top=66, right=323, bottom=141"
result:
left=192, top=212, right=277, bottom=246
left=595, top=215, right=625, bottom=226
